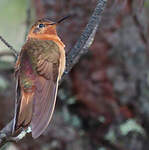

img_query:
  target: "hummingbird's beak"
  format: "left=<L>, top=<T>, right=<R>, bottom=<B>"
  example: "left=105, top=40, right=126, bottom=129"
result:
left=49, top=15, right=71, bottom=25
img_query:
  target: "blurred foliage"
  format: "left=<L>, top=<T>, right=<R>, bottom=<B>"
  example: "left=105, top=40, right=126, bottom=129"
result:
left=120, top=119, right=145, bottom=136
left=0, top=0, right=26, bottom=51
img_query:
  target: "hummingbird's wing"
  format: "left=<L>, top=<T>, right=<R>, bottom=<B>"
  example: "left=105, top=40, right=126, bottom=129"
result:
left=13, top=39, right=62, bottom=138
left=31, top=40, right=61, bottom=138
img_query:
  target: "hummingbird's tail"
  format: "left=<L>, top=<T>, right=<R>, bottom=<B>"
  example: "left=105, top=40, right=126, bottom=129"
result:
left=13, top=80, right=34, bottom=134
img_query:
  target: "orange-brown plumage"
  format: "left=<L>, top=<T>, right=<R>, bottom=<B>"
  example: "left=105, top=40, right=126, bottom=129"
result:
left=13, top=18, right=65, bottom=138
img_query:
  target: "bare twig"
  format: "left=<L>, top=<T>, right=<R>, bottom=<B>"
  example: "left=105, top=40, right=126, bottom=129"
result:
left=0, top=0, right=107, bottom=147
left=24, top=0, right=31, bottom=40
left=0, top=51, right=16, bottom=58
left=0, top=36, right=18, bottom=58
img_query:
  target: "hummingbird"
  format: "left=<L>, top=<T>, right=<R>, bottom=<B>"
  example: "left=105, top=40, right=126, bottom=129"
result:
left=13, top=16, right=69, bottom=138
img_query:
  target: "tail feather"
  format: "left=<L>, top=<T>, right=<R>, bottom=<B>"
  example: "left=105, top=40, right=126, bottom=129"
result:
left=13, top=91, right=34, bottom=132
left=17, top=92, right=34, bottom=127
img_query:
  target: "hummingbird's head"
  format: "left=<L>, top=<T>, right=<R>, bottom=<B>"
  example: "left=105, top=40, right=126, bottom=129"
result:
left=28, top=16, right=70, bottom=40
left=28, top=18, right=57, bottom=39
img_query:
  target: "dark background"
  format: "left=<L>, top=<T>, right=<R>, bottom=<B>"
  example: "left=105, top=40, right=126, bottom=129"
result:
left=0, top=0, right=149, bottom=150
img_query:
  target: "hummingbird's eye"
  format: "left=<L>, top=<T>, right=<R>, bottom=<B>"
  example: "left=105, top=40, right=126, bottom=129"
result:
left=38, top=24, right=45, bottom=28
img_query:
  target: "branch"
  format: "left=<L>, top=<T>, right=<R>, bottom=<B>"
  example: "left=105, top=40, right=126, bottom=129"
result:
left=65, top=0, right=107, bottom=74
left=0, top=120, right=13, bottom=147
left=0, top=0, right=107, bottom=147
left=0, top=36, right=18, bottom=58
left=24, top=0, right=31, bottom=40
left=0, top=51, right=16, bottom=58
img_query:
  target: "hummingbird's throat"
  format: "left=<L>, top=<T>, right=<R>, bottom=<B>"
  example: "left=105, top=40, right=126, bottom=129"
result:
left=27, top=34, right=65, bottom=49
